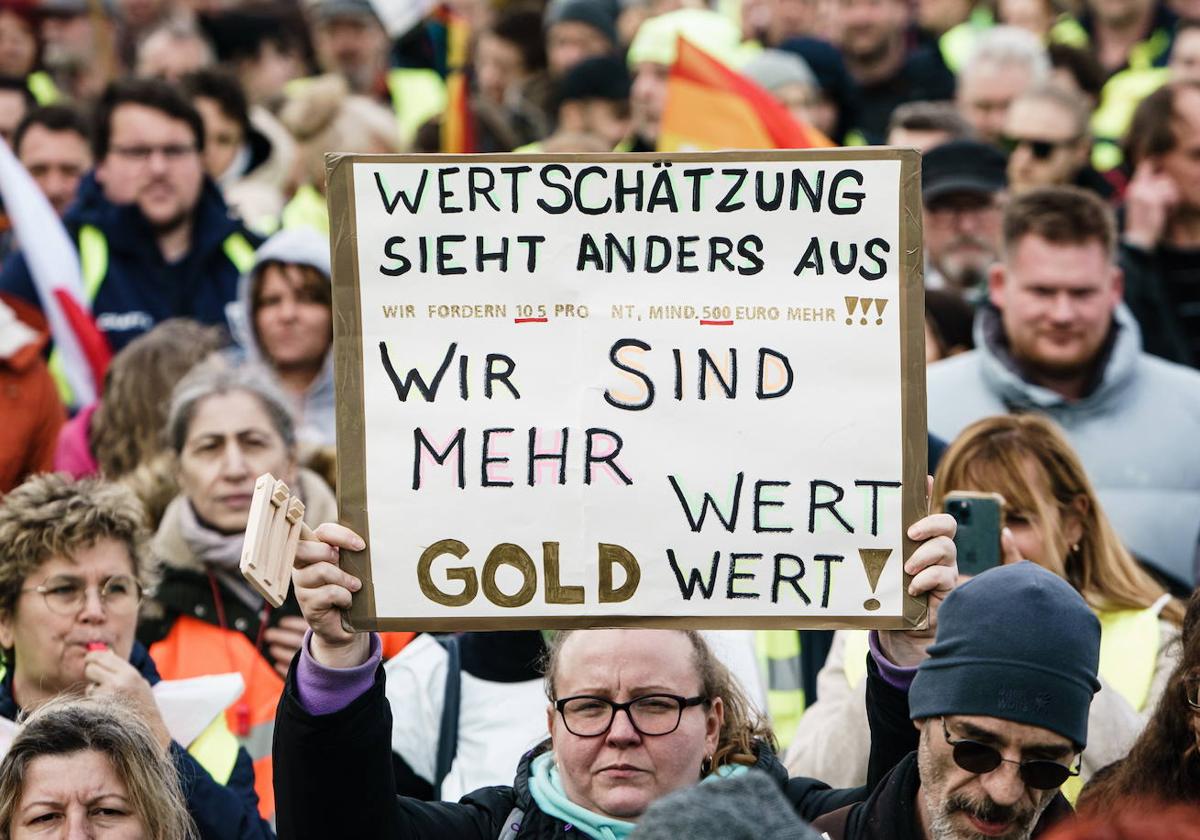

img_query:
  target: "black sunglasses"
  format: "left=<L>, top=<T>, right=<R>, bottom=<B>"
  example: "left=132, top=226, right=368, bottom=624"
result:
left=1000, top=135, right=1078, bottom=161
left=941, top=718, right=1079, bottom=790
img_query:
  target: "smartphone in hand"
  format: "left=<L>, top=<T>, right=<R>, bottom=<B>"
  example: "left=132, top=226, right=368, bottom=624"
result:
left=944, top=491, right=1005, bottom=577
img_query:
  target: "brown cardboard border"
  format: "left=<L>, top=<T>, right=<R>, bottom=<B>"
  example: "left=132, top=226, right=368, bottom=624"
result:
left=329, top=148, right=927, bottom=632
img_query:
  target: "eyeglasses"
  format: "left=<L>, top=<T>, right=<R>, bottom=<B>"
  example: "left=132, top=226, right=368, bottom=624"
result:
left=21, top=574, right=143, bottom=616
left=555, top=694, right=708, bottom=737
left=941, top=718, right=1079, bottom=790
left=1001, top=135, right=1080, bottom=161
left=108, top=143, right=197, bottom=163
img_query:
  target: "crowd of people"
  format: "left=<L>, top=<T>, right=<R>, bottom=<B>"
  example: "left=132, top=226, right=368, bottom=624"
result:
left=0, top=0, right=1196, bottom=834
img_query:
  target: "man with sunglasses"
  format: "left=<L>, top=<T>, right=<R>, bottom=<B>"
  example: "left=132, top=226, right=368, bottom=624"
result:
left=812, top=561, right=1099, bottom=840
left=1003, top=86, right=1115, bottom=201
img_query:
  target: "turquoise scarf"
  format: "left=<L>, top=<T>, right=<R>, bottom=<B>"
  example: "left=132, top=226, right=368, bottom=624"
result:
left=527, top=752, right=749, bottom=840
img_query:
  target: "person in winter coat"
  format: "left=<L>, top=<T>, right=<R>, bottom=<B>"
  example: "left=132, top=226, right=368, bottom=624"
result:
left=0, top=474, right=273, bottom=840
left=808, top=563, right=1099, bottom=840
left=1076, top=588, right=1200, bottom=811
left=926, top=185, right=1200, bottom=590
left=0, top=77, right=261, bottom=394
left=271, top=510, right=958, bottom=839
left=789, top=415, right=1183, bottom=796
left=233, top=228, right=334, bottom=449
left=0, top=293, right=63, bottom=494
left=137, top=361, right=337, bottom=823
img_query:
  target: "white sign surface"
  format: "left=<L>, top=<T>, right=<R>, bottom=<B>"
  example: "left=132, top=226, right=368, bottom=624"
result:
left=329, top=150, right=926, bottom=630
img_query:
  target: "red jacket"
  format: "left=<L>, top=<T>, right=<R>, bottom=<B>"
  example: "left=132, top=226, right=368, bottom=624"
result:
left=0, top=294, right=64, bottom=494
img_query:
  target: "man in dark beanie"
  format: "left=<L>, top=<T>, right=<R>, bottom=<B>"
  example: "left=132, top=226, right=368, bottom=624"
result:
left=544, top=0, right=618, bottom=78
left=812, top=562, right=1101, bottom=840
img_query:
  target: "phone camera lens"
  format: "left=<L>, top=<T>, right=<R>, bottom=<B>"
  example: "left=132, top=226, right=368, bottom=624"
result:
left=949, top=500, right=971, bottom=524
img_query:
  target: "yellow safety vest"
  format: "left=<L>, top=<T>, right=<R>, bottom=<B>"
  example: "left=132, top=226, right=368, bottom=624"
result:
left=842, top=608, right=1162, bottom=802
left=755, top=630, right=805, bottom=748
left=49, top=225, right=257, bottom=405
left=26, top=71, right=60, bottom=106
left=386, top=68, right=447, bottom=148
left=937, top=8, right=994, bottom=75
left=280, top=184, right=329, bottom=237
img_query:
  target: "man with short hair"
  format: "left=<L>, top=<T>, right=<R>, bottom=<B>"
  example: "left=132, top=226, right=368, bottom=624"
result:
left=921, top=139, right=1008, bottom=296
left=0, top=78, right=260, bottom=374
left=886, top=101, right=973, bottom=151
left=812, top=562, right=1096, bottom=839
left=927, top=186, right=1200, bottom=589
left=1003, top=85, right=1113, bottom=200
left=1119, top=80, right=1200, bottom=368
left=835, top=0, right=955, bottom=143
left=12, top=104, right=92, bottom=217
left=956, top=26, right=1050, bottom=145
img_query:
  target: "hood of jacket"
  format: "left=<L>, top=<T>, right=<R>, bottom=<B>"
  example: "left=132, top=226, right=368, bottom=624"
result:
left=67, top=172, right=245, bottom=266
left=973, top=302, right=1143, bottom=419
left=231, top=227, right=335, bottom=410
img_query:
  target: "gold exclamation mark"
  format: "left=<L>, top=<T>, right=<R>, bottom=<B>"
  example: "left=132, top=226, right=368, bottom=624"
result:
left=874, top=299, right=888, bottom=326
left=858, top=298, right=870, bottom=325
left=859, top=548, right=893, bottom=610
left=845, top=296, right=859, bottom=326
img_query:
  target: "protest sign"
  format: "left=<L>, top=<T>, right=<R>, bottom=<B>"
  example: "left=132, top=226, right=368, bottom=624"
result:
left=328, top=150, right=927, bottom=631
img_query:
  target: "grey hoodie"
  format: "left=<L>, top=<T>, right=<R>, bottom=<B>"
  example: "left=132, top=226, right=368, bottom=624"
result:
left=927, top=303, right=1200, bottom=587
left=233, top=227, right=336, bottom=447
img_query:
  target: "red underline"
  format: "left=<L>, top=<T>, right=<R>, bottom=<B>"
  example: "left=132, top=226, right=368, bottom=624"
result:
left=699, top=319, right=734, bottom=326
left=513, top=317, right=549, bottom=323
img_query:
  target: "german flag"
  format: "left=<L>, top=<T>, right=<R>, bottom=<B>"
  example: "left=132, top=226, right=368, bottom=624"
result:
left=658, top=37, right=833, bottom=152
left=439, top=7, right=475, bottom=153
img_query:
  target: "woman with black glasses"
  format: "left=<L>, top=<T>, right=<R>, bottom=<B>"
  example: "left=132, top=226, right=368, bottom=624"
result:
left=272, top=510, right=959, bottom=840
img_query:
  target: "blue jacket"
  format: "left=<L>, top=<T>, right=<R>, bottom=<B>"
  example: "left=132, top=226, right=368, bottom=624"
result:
left=0, top=643, right=275, bottom=840
left=0, top=172, right=261, bottom=353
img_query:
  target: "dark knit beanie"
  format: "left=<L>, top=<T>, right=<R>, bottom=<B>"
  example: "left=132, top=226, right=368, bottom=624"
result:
left=545, top=0, right=618, bottom=47
left=629, top=770, right=821, bottom=840
left=557, top=55, right=630, bottom=104
left=909, top=562, right=1101, bottom=748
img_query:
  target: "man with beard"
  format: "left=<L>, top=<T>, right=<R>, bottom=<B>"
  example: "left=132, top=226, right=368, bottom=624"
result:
left=835, top=0, right=955, bottom=143
left=922, top=139, right=1007, bottom=298
left=812, top=562, right=1098, bottom=840
left=926, top=186, right=1200, bottom=590
left=0, top=78, right=260, bottom=396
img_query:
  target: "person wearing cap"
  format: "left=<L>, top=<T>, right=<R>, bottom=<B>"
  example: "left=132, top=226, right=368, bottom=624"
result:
left=921, top=139, right=1008, bottom=298
left=741, top=49, right=821, bottom=130
left=808, top=562, right=1099, bottom=840
left=544, top=0, right=618, bottom=78
left=623, top=9, right=746, bottom=151
left=309, top=0, right=392, bottom=99
left=927, top=185, right=1200, bottom=592
left=549, top=53, right=631, bottom=150
left=778, top=37, right=860, bottom=144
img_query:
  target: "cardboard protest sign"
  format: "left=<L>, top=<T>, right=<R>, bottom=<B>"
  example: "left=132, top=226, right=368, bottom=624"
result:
left=328, top=150, right=927, bottom=631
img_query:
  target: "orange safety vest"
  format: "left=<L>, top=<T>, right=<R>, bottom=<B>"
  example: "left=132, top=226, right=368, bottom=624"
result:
left=150, top=616, right=282, bottom=820
left=150, top=617, right=416, bottom=819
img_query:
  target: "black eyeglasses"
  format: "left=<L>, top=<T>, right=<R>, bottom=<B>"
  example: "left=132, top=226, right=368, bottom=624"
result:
left=555, top=694, right=708, bottom=737
left=1001, top=135, right=1079, bottom=161
left=941, top=718, right=1079, bottom=790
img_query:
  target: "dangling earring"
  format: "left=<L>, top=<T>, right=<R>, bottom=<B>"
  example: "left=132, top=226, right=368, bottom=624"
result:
left=700, top=754, right=713, bottom=776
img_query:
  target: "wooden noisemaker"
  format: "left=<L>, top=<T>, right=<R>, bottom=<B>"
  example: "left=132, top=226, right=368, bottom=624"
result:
left=240, top=474, right=317, bottom=608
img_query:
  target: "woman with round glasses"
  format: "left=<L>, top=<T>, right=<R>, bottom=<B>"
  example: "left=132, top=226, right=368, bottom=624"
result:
left=1076, top=588, right=1200, bottom=810
left=0, top=474, right=273, bottom=840
left=271, top=510, right=958, bottom=837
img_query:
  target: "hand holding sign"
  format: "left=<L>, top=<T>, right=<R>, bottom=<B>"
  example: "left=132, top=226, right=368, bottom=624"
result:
left=294, top=523, right=370, bottom=668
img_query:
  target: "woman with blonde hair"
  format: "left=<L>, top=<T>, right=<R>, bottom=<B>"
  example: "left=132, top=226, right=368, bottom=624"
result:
left=0, top=696, right=196, bottom=840
left=787, top=414, right=1182, bottom=796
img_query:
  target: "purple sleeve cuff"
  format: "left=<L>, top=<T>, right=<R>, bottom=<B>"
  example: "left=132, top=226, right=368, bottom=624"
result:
left=294, top=630, right=382, bottom=715
left=868, top=631, right=918, bottom=692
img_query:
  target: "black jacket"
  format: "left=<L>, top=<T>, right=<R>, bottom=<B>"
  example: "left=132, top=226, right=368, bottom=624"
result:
left=1119, top=241, right=1200, bottom=369
left=0, top=643, right=273, bottom=840
left=273, top=647, right=924, bottom=840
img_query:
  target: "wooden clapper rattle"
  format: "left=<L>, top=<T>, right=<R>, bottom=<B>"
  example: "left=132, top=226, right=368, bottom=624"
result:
left=239, top=474, right=316, bottom=608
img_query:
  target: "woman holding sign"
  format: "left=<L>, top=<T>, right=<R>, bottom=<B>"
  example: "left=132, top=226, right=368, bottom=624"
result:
left=271, top=509, right=957, bottom=839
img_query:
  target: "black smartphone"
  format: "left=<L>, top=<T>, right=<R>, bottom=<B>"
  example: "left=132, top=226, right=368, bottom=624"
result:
left=943, top=492, right=1005, bottom=577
